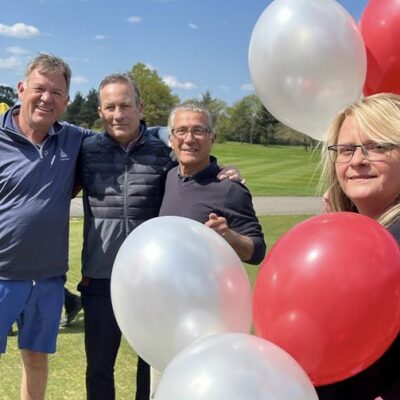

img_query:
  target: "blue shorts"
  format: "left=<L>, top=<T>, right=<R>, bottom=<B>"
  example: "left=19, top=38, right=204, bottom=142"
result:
left=0, top=277, right=64, bottom=354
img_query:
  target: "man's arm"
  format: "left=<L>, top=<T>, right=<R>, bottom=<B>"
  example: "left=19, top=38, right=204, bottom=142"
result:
left=147, top=126, right=170, bottom=147
left=219, top=181, right=266, bottom=264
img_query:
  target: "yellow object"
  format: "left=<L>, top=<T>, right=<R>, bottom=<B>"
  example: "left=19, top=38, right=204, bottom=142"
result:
left=0, top=102, right=10, bottom=114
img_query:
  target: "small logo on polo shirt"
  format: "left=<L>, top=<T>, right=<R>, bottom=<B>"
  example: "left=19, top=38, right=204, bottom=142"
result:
left=60, top=148, right=70, bottom=161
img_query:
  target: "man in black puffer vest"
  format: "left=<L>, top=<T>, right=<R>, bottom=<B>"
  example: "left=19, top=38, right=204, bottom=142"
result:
left=76, top=74, right=175, bottom=400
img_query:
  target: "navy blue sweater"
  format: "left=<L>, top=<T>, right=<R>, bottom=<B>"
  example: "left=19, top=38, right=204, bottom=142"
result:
left=0, top=106, right=91, bottom=280
left=159, top=158, right=266, bottom=265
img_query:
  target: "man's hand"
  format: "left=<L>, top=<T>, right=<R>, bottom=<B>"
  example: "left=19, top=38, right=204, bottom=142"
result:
left=217, top=166, right=245, bottom=184
left=205, top=213, right=232, bottom=239
left=205, top=213, right=254, bottom=262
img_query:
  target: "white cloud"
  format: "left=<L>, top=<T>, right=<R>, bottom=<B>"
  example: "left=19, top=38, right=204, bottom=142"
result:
left=241, top=83, right=254, bottom=91
left=188, top=22, right=199, bottom=29
left=0, top=23, right=40, bottom=39
left=6, top=46, right=30, bottom=55
left=126, top=16, right=142, bottom=23
left=0, top=56, right=22, bottom=69
left=71, top=75, right=89, bottom=84
left=163, top=75, right=196, bottom=90
left=94, top=34, right=107, bottom=40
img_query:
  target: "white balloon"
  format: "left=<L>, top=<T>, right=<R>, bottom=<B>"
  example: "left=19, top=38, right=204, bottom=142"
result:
left=155, top=333, right=319, bottom=400
left=111, top=216, right=252, bottom=371
left=248, top=0, right=366, bottom=140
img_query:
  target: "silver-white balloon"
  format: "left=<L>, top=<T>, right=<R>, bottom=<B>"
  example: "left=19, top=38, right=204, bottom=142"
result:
left=249, top=0, right=366, bottom=140
left=111, top=216, right=252, bottom=371
left=155, top=333, right=319, bottom=400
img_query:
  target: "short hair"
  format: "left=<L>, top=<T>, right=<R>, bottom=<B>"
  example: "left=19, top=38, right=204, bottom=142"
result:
left=320, top=92, right=400, bottom=226
left=24, top=53, right=71, bottom=94
left=98, top=74, right=141, bottom=107
left=168, top=101, right=214, bottom=133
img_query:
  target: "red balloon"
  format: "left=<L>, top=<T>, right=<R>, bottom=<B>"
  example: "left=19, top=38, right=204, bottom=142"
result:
left=253, top=212, right=400, bottom=386
left=360, top=0, right=400, bottom=95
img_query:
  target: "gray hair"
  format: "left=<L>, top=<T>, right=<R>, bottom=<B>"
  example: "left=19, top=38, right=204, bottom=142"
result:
left=168, top=102, right=214, bottom=132
left=98, top=74, right=141, bottom=107
left=25, top=53, right=71, bottom=94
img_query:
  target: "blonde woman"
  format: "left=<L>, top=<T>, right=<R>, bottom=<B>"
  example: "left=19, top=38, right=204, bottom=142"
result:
left=318, top=93, right=400, bottom=399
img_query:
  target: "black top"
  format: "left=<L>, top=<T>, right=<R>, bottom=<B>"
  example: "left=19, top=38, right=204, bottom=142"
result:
left=316, top=218, right=400, bottom=400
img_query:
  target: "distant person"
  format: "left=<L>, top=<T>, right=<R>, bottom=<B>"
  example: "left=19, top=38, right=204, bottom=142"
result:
left=0, top=53, right=91, bottom=400
left=317, top=92, right=400, bottom=400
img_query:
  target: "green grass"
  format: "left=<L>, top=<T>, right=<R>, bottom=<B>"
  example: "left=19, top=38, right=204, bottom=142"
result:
left=1, top=215, right=311, bottom=399
left=212, top=142, right=321, bottom=196
left=75, top=142, right=322, bottom=198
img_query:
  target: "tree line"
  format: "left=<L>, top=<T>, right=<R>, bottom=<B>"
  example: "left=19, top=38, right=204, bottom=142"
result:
left=0, top=64, right=317, bottom=149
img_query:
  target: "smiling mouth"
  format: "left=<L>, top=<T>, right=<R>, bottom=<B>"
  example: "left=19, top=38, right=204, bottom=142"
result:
left=349, top=175, right=375, bottom=180
left=36, top=106, right=52, bottom=113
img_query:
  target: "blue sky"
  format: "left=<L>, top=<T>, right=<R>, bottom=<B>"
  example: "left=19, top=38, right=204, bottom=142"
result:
left=0, top=0, right=368, bottom=105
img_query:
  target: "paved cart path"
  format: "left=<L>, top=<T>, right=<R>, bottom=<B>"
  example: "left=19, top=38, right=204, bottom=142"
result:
left=70, top=196, right=322, bottom=217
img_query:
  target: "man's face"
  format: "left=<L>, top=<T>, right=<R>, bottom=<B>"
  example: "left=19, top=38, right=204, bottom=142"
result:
left=98, top=82, right=143, bottom=146
left=170, top=110, right=215, bottom=176
left=17, top=69, right=69, bottom=132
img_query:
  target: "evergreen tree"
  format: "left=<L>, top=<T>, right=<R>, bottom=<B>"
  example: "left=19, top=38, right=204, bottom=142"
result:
left=79, top=89, right=99, bottom=128
left=63, top=92, right=84, bottom=125
left=221, top=95, right=260, bottom=143
left=254, top=101, right=279, bottom=145
left=0, top=85, right=17, bottom=106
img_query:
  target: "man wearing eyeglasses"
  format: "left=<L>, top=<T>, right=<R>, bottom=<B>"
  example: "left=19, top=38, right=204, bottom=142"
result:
left=154, top=102, right=266, bottom=397
left=159, top=102, right=266, bottom=265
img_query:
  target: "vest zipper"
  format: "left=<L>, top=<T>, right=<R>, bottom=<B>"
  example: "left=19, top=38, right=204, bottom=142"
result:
left=124, top=160, right=129, bottom=236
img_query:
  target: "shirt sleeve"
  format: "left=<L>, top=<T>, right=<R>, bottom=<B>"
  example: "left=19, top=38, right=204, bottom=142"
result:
left=223, top=181, right=266, bottom=265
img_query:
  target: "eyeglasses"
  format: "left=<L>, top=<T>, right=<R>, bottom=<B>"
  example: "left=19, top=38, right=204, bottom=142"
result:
left=171, top=126, right=210, bottom=139
left=327, top=143, right=397, bottom=163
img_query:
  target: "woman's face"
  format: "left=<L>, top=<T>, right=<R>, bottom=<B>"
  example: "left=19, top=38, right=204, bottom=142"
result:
left=335, top=116, right=400, bottom=217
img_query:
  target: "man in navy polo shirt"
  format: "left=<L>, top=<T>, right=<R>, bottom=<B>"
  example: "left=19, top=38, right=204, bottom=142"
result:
left=0, top=53, right=90, bottom=400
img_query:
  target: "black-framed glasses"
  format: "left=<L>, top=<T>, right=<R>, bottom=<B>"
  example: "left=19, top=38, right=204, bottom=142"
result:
left=171, top=126, right=210, bottom=139
left=327, top=143, right=397, bottom=163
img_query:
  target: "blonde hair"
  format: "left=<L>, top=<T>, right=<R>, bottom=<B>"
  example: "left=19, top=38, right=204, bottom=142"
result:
left=320, top=93, right=400, bottom=227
